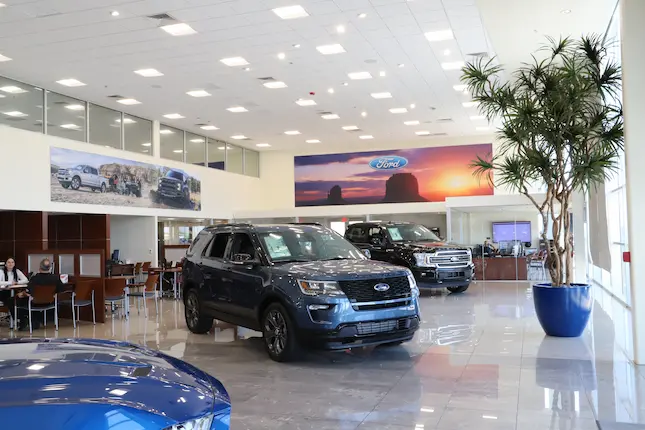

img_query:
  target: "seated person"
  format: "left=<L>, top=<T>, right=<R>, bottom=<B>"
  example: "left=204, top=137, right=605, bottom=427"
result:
left=483, top=239, right=498, bottom=255
left=12, top=259, right=65, bottom=330
left=0, top=258, right=29, bottom=328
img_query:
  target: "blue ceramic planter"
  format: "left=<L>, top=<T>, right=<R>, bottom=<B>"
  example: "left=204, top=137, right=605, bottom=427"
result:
left=533, top=283, right=592, bottom=337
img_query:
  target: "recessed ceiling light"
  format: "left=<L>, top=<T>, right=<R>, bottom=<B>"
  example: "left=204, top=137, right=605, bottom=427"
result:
left=189, top=138, right=204, bottom=143
left=116, top=118, right=137, bottom=124
left=134, top=68, right=163, bottom=77
left=200, top=125, right=218, bottom=130
left=470, top=115, right=485, bottom=120
left=361, top=111, right=367, bottom=117
left=284, top=130, right=301, bottom=135
left=359, top=135, right=374, bottom=140
left=3, top=111, right=27, bottom=117
left=0, top=54, right=12, bottom=62
left=410, top=103, right=416, bottom=109
left=117, top=98, right=141, bottom=105
left=306, top=139, right=320, bottom=143
left=160, top=23, right=197, bottom=36
left=379, top=71, right=386, bottom=77
left=389, top=108, right=408, bottom=114
left=561, top=9, right=572, bottom=14
left=371, top=92, right=392, bottom=99
left=425, top=29, right=454, bottom=42
left=256, top=143, right=271, bottom=147
left=358, top=13, right=367, bottom=18
left=187, top=90, right=211, bottom=97
left=295, top=99, right=316, bottom=106
left=398, top=63, right=405, bottom=68
left=217, top=146, right=226, bottom=150
left=336, top=25, right=346, bottom=33
left=273, top=5, right=309, bottom=20
left=159, top=129, right=174, bottom=135
left=110, top=10, right=120, bottom=17
left=0, top=85, right=26, bottom=94
left=60, top=123, right=80, bottom=129
left=342, top=82, right=349, bottom=86
left=293, top=43, right=301, bottom=48
left=277, top=52, right=286, bottom=60
left=220, top=57, right=249, bottom=67
left=172, top=149, right=184, bottom=153
left=56, top=78, right=86, bottom=87
left=243, top=67, right=251, bottom=71
left=316, top=44, right=346, bottom=55
left=348, top=71, right=372, bottom=80
left=0, top=4, right=6, bottom=8
left=416, top=131, right=430, bottom=136
left=142, top=149, right=149, bottom=153
left=231, top=135, right=247, bottom=139
left=443, top=49, right=451, bottom=56
left=462, top=101, right=479, bottom=108
left=476, top=126, right=490, bottom=131
left=163, top=113, right=184, bottom=119
left=227, top=106, right=248, bottom=113
left=342, top=125, right=359, bottom=131
left=322, top=114, right=339, bottom=120
left=404, top=120, right=420, bottom=126
left=453, top=84, right=468, bottom=92
left=263, top=81, right=288, bottom=89
left=65, top=104, right=84, bottom=111
left=442, top=61, right=465, bottom=70
left=142, top=143, right=152, bottom=147
left=328, top=88, right=334, bottom=94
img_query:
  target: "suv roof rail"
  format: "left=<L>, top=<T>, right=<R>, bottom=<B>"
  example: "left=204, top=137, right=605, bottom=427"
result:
left=208, top=223, right=254, bottom=229
left=289, top=222, right=322, bottom=226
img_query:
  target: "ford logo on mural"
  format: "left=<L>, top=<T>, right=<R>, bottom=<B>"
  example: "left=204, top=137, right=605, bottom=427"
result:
left=369, top=156, right=408, bottom=171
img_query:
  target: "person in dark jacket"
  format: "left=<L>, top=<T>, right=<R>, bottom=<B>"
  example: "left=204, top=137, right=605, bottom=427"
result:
left=13, top=258, right=66, bottom=330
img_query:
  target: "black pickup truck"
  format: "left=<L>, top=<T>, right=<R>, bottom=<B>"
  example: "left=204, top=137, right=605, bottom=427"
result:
left=345, top=222, right=474, bottom=293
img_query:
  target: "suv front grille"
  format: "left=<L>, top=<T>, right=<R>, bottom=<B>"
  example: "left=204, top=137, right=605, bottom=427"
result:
left=355, top=318, right=413, bottom=335
left=338, top=276, right=411, bottom=303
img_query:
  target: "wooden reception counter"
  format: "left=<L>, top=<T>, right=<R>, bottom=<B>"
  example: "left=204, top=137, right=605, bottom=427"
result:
left=473, top=256, right=528, bottom=281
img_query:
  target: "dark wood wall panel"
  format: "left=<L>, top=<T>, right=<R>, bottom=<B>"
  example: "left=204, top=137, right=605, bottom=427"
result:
left=0, top=211, right=48, bottom=269
left=49, top=214, right=110, bottom=263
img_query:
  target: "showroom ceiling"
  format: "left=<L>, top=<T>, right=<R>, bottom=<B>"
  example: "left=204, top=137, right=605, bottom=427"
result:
left=0, top=0, right=615, bottom=152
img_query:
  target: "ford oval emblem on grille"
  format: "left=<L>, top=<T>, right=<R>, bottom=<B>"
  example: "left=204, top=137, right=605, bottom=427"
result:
left=450, top=256, right=459, bottom=262
left=374, top=283, right=390, bottom=292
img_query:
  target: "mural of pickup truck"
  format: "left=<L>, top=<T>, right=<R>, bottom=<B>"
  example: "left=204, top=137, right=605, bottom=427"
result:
left=57, top=165, right=108, bottom=193
left=153, top=169, right=192, bottom=208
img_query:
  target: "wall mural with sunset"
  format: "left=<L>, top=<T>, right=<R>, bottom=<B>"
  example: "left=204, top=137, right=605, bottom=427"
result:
left=294, top=144, right=493, bottom=207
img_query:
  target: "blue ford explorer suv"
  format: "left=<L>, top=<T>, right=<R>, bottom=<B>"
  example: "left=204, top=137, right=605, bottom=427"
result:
left=182, top=223, right=421, bottom=362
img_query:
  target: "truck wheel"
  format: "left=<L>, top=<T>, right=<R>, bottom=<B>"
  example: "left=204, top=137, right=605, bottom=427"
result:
left=100, top=183, right=106, bottom=193
left=71, top=176, right=81, bottom=190
left=184, top=290, right=212, bottom=334
left=447, top=285, right=469, bottom=294
left=61, top=183, right=69, bottom=189
left=262, top=303, right=299, bottom=362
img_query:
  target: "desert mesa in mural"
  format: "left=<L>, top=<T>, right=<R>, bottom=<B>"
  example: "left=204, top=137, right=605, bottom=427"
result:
left=294, top=144, right=494, bottom=207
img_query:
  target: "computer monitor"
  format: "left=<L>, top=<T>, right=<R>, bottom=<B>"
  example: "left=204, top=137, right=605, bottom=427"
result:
left=111, top=250, right=120, bottom=262
left=492, top=221, right=531, bottom=243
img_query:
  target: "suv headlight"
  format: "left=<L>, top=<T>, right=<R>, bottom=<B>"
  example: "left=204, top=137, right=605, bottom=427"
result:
left=407, top=271, right=420, bottom=298
left=297, top=280, right=345, bottom=297
left=163, top=414, right=213, bottom=430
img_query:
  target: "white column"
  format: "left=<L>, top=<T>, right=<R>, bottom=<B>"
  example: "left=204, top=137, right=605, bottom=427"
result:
left=152, top=120, right=161, bottom=159
left=622, top=0, right=645, bottom=364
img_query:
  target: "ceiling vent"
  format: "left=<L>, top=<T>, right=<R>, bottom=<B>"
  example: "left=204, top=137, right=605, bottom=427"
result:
left=435, top=118, right=454, bottom=123
left=107, top=94, right=125, bottom=99
left=147, top=13, right=177, bottom=23
left=257, top=77, right=275, bottom=81
left=430, top=132, right=448, bottom=136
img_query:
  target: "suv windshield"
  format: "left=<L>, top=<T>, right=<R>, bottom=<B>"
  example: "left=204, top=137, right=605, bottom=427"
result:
left=259, top=227, right=366, bottom=262
left=166, top=170, right=184, bottom=181
left=386, top=224, right=441, bottom=242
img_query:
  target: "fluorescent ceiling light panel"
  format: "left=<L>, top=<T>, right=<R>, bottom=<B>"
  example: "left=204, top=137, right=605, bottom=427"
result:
left=273, top=5, right=309, bottom=20
left=134, top=68, right=163, bottom=77
left=0, top=86, right=26, bottom=94
left=371, top=92, right=392, bottom=99
left=404, top=120, right=420, bottom=126
left=231, top=135, right=247, bottom=139
left=389, top=108, right=408, bottom=114
left=462, top=101, right=479, bottom=108
left=263, top=81, right=287, bottom=89
left=56, top=78, right=86, bottom=87
left=441, top=61, right=465, bottom=70
left=142, top=143, right=152, bottom=147
left=416, top=131, right=430, bottom=136
left=200, top=125, right=218, bottom=130
left=117, top=98, right=141, bottom=105
left=163, top=113, right=184, bottom=119
left=284, top=130, right=301, bottom=135
left=60, top=124, right=80, bottom=129
left=306, top=139, right=320, bottom=143
left=186, top=90, right=211, bottom=97
left=220, top=57, right=249, bottom=67
left=117, top=118, right=136, bottom=124
left=316, top=44, right=346, bottom=55
left=0, top=54, right=11, bottom=62
left=227, top=106, right=248, bottom=113
left=256, top=143, right=271, bottom=147
left=3, top=111, right=27, bottom=117
left=359, top=135, right=374, bottom=140
left=453, top=84, right=468, bottom=92
left=295, top=99, right=316, bottom=106
left=159, top=129, right=174, bottom=134
left=65, top=104, right=84, bottom=111
left=424, top=29, right=454, bottom=42
left=172, top=149, right=184, bottom=153
left=342, top=125, right=358, bottom=131
left=348, top=71, right=372, bottom=80
left=160, top=23, right=197, bottom=36
left=322, top=114, right=339, bottom=120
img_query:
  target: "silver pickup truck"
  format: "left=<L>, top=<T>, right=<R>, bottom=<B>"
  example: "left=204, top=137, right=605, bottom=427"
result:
left=57, top=165, right=108, bottom=193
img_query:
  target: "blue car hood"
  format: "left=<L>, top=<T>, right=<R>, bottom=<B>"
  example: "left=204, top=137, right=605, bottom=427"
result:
left=0, top=338, right=229, bottom=424
left=273, top=259, right=409, bottom=280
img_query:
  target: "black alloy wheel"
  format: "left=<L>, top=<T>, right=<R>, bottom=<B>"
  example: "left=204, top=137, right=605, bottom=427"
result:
left=184, top=290, right=212, bottom=334
left=262, top=303, right=298, bottom=362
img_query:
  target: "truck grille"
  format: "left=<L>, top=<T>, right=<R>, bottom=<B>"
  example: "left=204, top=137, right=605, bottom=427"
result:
left=160, top=180, right=181, bottom=193
left=426, top=250, right=471, bottom=268
left=338, top=276, right=411, bottom=303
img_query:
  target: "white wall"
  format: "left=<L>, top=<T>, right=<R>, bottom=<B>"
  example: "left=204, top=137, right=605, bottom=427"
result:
left=110, top=215, right=158, bottom=265
left=0, top=125, right=269, bottom=219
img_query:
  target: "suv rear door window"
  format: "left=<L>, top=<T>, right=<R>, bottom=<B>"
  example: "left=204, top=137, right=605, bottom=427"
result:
left=228, top=233, right=257, bottom=260
left=346, top=226, right=368, bottom=243
left=205, top=233, right=231, bottom=259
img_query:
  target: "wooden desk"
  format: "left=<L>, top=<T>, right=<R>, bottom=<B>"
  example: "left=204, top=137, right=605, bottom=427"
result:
left=473, top=257, right=528, bottom=280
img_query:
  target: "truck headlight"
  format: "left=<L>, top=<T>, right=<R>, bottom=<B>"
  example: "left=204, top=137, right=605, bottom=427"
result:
left=414, top=253, right=436, bottom=268
left=177, top=182, right=182, bottom=190
left=407, top=271, right=419, bottom=298
left=297, top=280, right=345, bottom=297
left=163, top=414, right=213, bottom=430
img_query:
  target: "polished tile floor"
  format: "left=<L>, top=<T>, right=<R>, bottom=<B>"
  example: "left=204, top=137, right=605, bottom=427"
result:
left=2, top=281, right=644, bottom=430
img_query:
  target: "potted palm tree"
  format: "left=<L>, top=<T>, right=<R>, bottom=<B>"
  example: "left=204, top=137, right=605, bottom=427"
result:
left=461, top=36, right=623, bottom=337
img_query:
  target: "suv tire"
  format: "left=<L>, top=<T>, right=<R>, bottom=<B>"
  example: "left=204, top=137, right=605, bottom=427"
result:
left=61, top=183, right=70, bottom=189
left=262, top=303, right=299, bottom=362
left=447, top=285, right=469, bottom=294
left=184, top=290, right=213, bottom=334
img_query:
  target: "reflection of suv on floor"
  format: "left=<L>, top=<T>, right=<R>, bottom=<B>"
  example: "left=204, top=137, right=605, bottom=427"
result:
left=57, top=165, right=107, bottom=193
left=156, top=170, right=190, bottom=207
left=182, top=223, right=421, bottom=362
left=345, top=222, right=474, bottom=294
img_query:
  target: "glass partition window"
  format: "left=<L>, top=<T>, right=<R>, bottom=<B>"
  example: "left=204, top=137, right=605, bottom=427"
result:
left=186, top=132, right=206, bottom=166
left=89, top=103, right=121, bottom=149
left=124, top=114, right=152, bottom=155
left=207, top=140, right=225, bottom=170
left=226, top=144, right=244, bottom=174
left=160, top=125, right=184, bottom=162
left=46, top=91, right=86, bottom=142
left=244, top=148, right=259, bottom=177
left=0, top=76, right=43, bottom=133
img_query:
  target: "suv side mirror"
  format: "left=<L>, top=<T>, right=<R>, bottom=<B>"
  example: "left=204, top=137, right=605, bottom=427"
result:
left=232, top=253, right=259, bottom=266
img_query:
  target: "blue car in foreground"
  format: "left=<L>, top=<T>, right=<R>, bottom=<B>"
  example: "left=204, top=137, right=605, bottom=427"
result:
left=0, top=338, right=230, bottom=430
